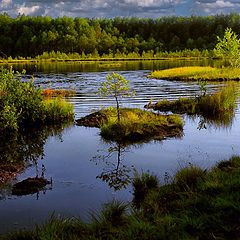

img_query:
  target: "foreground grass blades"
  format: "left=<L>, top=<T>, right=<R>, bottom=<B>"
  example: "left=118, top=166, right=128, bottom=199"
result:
left=5, top=156, right=240, bottom=239
left=76, top=108, right=184, bottom=143
left=150, top=66, right=240, bottom=81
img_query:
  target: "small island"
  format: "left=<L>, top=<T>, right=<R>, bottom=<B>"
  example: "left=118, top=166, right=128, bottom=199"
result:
left=76, top=108, right=184, bottom=143
left=149, top=66, right=240, bottom=81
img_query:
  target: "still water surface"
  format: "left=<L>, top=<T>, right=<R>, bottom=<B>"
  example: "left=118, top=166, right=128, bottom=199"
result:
left=0, top=60, right=240, bottom=234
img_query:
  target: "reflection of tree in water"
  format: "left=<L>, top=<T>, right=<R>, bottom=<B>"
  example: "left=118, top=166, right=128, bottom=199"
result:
left=0, top=124, right=69, bottom=165
left=0, top=123, right=71, bottom=198
left=92, top=143, right=133, bottom=191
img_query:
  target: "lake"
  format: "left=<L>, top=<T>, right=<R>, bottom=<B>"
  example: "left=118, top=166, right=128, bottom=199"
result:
left=0, top=60, right=240, bottom=234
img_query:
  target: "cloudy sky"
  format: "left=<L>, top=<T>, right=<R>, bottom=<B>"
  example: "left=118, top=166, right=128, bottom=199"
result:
left=1, top=0, right=240, bottom=18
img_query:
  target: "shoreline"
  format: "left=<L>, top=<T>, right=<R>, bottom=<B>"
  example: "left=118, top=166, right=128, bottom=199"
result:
left=0, top=56, right=212, bottom=64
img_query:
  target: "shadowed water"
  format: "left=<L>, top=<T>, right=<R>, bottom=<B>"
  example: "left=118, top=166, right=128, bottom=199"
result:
left=0, top=60, right=240, bottom=235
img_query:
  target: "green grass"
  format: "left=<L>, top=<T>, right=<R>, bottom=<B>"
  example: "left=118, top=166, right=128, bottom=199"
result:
left=77, top=108, right=184, bottom=143
left=43, top=98, right=74, bottom=122
left=150, top=66, right=240, bottom=81
left=0, top=67, right=74, bottom=132
left=4, top=156, right=240, bottom=239
left=148, top=84, right=237, bottom=127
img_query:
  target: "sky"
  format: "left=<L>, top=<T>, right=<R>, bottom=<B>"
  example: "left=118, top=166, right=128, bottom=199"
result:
left=0, top=0, right=240, bottom=18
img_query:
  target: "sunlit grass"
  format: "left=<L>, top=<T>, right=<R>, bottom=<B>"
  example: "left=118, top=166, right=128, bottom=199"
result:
left=149, top=84, right=237, bottom=127
left=43, top=98, right=74, bottom=122
left=77, top=108, right=183, bottom=143
left=150, top=66, right=240, bottom=81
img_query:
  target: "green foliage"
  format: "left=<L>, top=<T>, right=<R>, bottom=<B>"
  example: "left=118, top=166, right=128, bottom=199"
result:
left=174, top=165, right=206, bottom=191
left=151, top=84, right=237, bottom=127
left=91, top=201, right=128, bottom=228
left=2, top=14, right=240, bottom=59
left=0, top=67, right=74, bottom=132
left=43, top=98, right=74, bottom=122
left=0, top=104, right=18, bottom=131
left=214, top=28, right=240, bottom=67
left=133, top=171, right=159, bottom=208
left=77, top=108, right=183, bottom=143
left=197, top=79, right=207, bottom=96
left=99, top=73, right=133, bottom=122
left=98, top=108, right=183, bottom=143
left=6, top=156, right=240, bottom=239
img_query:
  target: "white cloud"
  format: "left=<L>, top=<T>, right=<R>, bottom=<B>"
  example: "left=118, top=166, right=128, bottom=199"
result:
left=205, top=0, right=234, bottom=8
left=1, top=0, right=12, bottom=6
left=0, top=0, right=12, bottom=9
left=0, top=0, right=239, bottom=18
left=192, top=0, right=240, bottom=15
left=17, top=4, right=40, bottom=15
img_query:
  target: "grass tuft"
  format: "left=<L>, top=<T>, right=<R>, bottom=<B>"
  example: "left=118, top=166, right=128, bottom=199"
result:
left=174, top=165, right=206, bottom=191
left=148, top=84, right=237, bottom=127
left=150, top=66, right=240, bottom=81
left=4, top=156, right=240, bottom=239
left=77, top=108, right=184, bottom=143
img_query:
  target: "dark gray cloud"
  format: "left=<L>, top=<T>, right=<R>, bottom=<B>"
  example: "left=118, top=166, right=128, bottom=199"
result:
left=0, top=0, right=239, bottom=18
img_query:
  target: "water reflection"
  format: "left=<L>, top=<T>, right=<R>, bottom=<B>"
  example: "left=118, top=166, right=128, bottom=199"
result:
left=92, top=142, right=133, bottom=191
left=0, top=59, right=227, bottom=74
left=0, top=123, right=72, bottom=198
left=196, top=112, right=235, bottom=130
left=0, top=123, right=71, bottom=165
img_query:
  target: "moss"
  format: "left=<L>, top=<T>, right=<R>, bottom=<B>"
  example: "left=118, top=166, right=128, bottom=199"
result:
left=76, top=108, right=184, bottom=143
left=150, top=66, right=240, bottom=81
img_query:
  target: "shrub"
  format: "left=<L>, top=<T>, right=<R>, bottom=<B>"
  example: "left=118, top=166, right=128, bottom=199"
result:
left=0, top=67, right=74, bottom=132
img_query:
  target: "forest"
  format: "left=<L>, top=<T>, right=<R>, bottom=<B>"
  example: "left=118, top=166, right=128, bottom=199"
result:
left=1, top=13, right=240, bottom=58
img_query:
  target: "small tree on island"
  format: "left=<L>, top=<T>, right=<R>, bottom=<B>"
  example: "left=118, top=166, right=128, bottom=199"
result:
left=99, top=72, right=133, bottom=123
left=214, top=28, right=240, bottom=67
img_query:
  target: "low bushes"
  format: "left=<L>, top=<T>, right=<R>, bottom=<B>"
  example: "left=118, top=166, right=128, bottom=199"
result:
left=0, top=67, right=74, bottom=132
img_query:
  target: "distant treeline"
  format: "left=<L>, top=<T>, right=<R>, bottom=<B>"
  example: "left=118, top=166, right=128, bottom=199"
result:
left=1, top=13, right=240, bottom=58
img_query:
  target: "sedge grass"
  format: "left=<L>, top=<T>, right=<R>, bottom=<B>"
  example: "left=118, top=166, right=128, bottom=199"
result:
left=43, top=98, right=74, bottom=123
left=5, top=155, right=240, bottom=239
left=149, top=84, right=237, bottom=127
left=150, top=66, right=240, bottom=81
